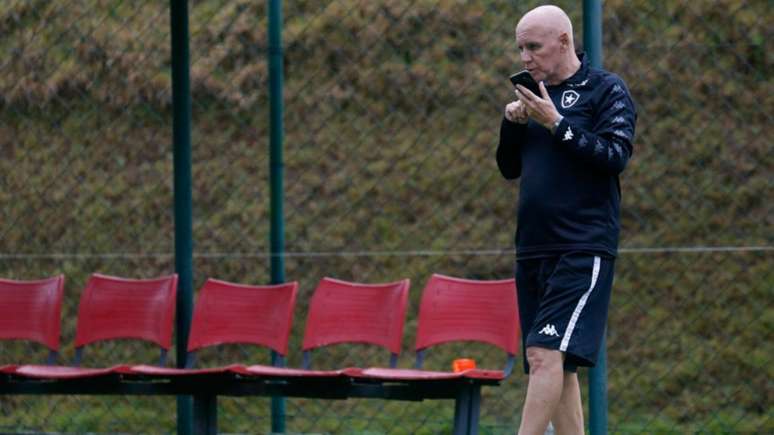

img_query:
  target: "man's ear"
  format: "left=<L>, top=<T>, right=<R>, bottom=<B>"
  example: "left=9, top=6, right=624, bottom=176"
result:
left=558, top=32, right=570, bottom=51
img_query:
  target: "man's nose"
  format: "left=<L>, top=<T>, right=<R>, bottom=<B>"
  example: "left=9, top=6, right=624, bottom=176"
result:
left=520, top=50, right=531, bottom=64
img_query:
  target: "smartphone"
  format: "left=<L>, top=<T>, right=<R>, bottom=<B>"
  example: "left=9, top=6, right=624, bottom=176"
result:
left=509, top=70, right=541, bottom=96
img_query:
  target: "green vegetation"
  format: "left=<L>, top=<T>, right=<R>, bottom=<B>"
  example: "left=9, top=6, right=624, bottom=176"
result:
left=1, top=0, right=770, bottom=433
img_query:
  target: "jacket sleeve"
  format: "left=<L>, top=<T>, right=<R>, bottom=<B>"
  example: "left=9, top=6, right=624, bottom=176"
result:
left=552, top=76, right=637, bottom=175
left=496, top=117, right=526, bottom=179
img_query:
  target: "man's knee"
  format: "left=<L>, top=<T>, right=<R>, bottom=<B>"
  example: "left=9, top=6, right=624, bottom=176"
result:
left=526, top=346, right=563, bottom=375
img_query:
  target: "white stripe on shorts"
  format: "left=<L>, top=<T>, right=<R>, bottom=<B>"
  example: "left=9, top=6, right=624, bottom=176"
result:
left=560, top=256, right=601, bottom=352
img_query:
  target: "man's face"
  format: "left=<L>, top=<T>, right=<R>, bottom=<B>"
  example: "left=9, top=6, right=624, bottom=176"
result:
left=515, top=23, right=563, bottom=83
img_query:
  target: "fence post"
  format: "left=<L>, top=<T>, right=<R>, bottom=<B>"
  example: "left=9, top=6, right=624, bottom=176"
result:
left=268, top=0, right=286, bottom=432
left=170, top=0, right=194, bottom=434
left=583, top=2, right=608, bottom=434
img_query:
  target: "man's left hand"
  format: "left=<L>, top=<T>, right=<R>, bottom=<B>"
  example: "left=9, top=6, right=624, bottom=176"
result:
left=514, top=81, right=562, bottom=131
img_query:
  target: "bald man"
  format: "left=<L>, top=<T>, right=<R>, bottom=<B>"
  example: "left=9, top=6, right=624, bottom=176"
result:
left=496, top=5, right=637, bottom=435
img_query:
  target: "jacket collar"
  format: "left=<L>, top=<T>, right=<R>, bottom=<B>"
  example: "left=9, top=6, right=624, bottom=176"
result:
left=563, top=52, right=590, bottom=87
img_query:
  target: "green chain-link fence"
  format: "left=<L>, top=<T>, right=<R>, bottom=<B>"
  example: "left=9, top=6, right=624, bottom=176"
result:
left=1, top=0, right=771, bottom=433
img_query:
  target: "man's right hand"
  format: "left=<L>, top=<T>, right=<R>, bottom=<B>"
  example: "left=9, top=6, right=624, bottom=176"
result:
left=505, top=100, right=528, bottom=124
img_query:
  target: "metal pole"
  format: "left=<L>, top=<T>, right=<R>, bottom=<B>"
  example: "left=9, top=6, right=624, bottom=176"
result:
left=589, top=335, right=608, bottom=434
left=170, top=0, right=193, bottom=434
left=583, top=2, right=608, bottom=434
left=268, top=0, right=286, bottom=432
left=583, top=0, right=603, bottom=69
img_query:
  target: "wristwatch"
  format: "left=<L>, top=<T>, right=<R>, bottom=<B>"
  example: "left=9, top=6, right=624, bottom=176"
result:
left=551, top=116, right=564, bottom=134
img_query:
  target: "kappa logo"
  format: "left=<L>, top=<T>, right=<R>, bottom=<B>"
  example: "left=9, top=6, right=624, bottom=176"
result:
left=561, top=90, right=580, bottom=108
left=538, top=324, right=560, bottom=337
left=563, top=126, right=574, bottom=141
left=594, top=140, right=605, bottom=155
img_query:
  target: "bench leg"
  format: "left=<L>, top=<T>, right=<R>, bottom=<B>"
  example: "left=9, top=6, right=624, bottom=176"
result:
left=453, top=385, right=471, bottom=435
left=193, top=394, right=217, bottom=435
left=468, top=384, right=481, bottom=435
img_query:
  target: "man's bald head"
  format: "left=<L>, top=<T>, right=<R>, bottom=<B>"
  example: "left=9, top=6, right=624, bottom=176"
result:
left=516, top=5, right=575, bottom=51
left=514, top=5, right=580, bottom=85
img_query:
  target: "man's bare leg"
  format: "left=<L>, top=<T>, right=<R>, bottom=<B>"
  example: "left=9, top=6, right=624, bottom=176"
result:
left=518, top=347, right=564, bottom=435
left=550, top=371, right=584, bottom=435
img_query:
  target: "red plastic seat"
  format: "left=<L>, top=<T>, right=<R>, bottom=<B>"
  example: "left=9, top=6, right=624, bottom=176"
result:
left=0, top=275, right=65, bottom=373
left=350, top=367, right=507, bottom=381
left=0, top=366, right=17, bottom=374
left=348, top=273, right=519, bottom=381
left=131, top=278, right=298, bottom=376
left=12, top=364, right=136, bottom=379
left=14, top=273, right=177, bottom=379
left=243, top=277, right=410, bottom=377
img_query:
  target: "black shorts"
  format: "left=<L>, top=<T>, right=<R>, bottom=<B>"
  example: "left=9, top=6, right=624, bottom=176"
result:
left=516, top=252, right=615, bottom=373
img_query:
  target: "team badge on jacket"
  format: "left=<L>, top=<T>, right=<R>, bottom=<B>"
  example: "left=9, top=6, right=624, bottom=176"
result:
left=561, top=90, right=580, bottom=108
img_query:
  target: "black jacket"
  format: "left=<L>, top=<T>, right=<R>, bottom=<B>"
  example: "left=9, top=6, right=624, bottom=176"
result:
left=497, top=54, right=637, bottom=259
